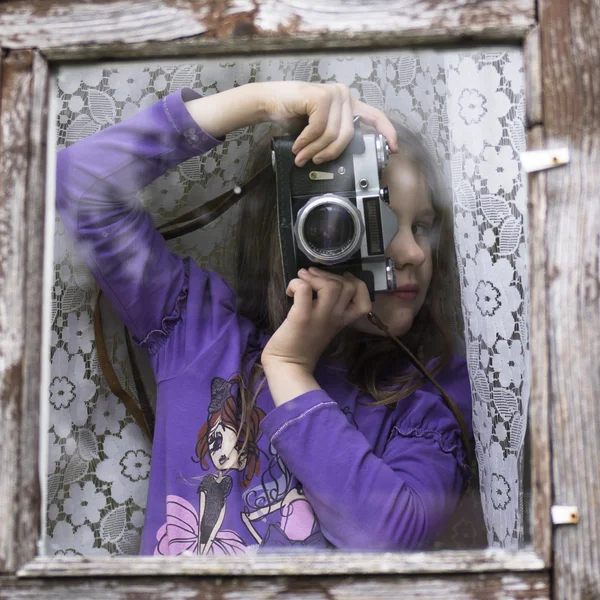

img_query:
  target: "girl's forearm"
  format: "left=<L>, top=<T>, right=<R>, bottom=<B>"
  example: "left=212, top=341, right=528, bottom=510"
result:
left=263, top=362, right=322, bottom=407
left=184, top=83, right=269, bottom=139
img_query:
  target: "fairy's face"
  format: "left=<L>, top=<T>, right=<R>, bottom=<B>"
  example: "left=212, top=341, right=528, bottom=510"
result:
left=208, top=419, right=245, bottom=471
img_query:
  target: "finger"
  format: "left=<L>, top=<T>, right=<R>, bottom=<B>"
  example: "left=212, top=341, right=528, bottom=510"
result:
left=286, top=278, right=314, bottom=322
left=351, top=99, right=399, bottom=153
left=306, top=266, right=347, bottom=282
left=291, top=89, right=332, bottom=157
left=312, top=90, right=355, bottom=164
left=332, top=277, right=357, bottom=321
left=295, top=87, right=344, bottom=166
left=305, top=267, right=355, bottom=318
left=297, top=268, right=342, bottom=316
left=341, top=272, right=372, bottom=323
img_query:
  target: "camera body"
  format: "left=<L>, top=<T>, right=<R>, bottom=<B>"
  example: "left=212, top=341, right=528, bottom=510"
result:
left=272, top=120, right=398, bottom=300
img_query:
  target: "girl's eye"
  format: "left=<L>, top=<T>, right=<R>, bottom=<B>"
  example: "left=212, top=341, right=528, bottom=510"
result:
left=209, top=432, right=223, bottom=452
left=412, top=223, right=431, bottom=237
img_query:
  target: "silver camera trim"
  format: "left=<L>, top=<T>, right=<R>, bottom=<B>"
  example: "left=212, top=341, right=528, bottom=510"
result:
left=295, top=194, right=365, bottom=265
left=352, top=133, right=398, bottom=261
left=375, top=134, right=390, bottom=173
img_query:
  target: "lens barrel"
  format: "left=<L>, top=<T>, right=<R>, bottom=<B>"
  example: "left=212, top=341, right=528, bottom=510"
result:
left=295, top=195, right=364, bottom=265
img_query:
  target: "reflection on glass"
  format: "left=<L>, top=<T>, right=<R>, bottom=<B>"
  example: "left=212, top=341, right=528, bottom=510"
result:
left=45, top=50, right=529, bottom=557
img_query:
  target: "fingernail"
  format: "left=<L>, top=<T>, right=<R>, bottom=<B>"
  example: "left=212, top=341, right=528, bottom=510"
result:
left=312, top=157, right=322, bottom=164
left=299, top=268, right=308, bottom=275
left=297, top=158, right=306, bottom=167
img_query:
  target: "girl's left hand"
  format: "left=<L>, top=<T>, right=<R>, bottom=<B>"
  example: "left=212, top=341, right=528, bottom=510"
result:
left=261, top=267, right=372, bottom=375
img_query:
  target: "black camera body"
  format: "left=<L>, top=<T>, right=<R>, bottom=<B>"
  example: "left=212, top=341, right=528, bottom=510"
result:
left=272, top=120, right=398, bottom=300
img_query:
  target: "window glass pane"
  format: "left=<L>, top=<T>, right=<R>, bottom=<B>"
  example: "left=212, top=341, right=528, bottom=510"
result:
left=43, top=50, right=529, bottom=557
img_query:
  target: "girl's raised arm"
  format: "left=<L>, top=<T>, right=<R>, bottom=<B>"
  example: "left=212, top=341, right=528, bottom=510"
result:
left=186, top=81, right=398, bottom=164
left=56, top=88, right=224, bottom=350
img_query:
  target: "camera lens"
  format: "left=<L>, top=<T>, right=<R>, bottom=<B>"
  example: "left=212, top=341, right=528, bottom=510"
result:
left=296, top=194, right=364, bottom=265
left=304, top=204, right=355, bottom=254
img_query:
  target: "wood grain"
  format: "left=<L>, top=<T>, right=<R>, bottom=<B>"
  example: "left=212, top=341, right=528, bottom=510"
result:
left=0, top=0, right=535, bottom=54
left=18, top=550, right=545, bottom=577
left=0, top=572, right=551, bottom=599
left=524, top=25, right=542, bottom=128
left=18, top=50, right=48, bottom=573
left=41, top=32, right=530, bottom=62
left=526, top=125, right=551, bottom=566
left=539, top=0, right=600, bottom=597
left=0, top=49, right=34, bottom=574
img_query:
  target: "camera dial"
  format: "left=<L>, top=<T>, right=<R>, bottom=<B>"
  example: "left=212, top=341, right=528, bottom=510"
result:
left=295, top=194, right=364, bottom=265
left=375, top=134, right=390, bottom=173
left=385, top=258, right=396, bottom=291
left=379, top=186, right=390, bottom=204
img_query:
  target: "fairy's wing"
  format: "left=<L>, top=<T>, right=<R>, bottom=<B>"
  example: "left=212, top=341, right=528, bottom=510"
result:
left=155, top=495, right=199, bottom=555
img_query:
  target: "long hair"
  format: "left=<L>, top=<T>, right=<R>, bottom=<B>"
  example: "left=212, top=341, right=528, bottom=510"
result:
left=233, top=120, right=464, bottom=435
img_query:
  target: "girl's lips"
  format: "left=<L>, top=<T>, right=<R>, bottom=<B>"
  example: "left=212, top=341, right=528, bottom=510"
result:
left=392, top=290, right=419, bottom=301
left=392, top=285, right=419, bottom=301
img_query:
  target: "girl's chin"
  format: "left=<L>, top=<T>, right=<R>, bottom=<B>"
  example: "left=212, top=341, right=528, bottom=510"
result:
left=351, top=308, right=416, bottom=338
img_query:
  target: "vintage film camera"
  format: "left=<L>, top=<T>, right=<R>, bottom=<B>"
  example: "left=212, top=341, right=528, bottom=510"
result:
left=272, top=118, right=398, bottom=300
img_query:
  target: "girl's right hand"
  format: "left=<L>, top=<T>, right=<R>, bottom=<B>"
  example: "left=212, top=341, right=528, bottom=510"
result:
left=259, top=81, right=399, bottom=166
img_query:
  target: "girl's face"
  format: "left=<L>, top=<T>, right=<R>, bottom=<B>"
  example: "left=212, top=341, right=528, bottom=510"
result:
left=208, top=419, right=245, bottom=471
left=352, top=153, right=434, bottom=337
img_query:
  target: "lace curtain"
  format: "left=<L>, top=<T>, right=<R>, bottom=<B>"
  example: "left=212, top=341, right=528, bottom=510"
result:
left=45, top=49, right=528, bottom=556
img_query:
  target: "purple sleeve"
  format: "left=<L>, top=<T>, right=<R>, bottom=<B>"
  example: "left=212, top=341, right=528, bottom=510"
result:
left=55, top=88, right=222, bottom=349
left=260, top=385, right=470, bottom=551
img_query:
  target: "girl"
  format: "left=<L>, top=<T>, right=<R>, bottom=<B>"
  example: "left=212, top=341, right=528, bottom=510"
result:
left=56, top=80, right=474, bottom=554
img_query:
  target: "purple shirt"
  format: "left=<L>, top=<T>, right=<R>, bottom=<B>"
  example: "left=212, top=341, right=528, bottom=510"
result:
left=56, top=87, right=473, bottom=554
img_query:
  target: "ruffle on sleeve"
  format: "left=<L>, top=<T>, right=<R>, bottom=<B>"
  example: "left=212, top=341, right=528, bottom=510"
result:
left=388, top=389, right=472, bottom=486
left=137, top=258, right=190, bottom=355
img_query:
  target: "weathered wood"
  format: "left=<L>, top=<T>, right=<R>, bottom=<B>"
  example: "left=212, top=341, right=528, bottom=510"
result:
left=524, top=25, right=542, bottom=127
left=18, top=50, right=48, bottom=572
left=42, top=32, right=529, bottom=62
left=539, top=0, right=600, bottom=597
left=0, top=49, right=34, bottom=574
left=0, top=572, right=551, bottom=599
left=0, top=0, right=535, bottom=53
left=526, top=125, right=551, bottom=567
left=18, top=550, right=546, bottom=577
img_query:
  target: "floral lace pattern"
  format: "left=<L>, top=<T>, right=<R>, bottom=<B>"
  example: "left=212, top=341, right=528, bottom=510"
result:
left=45, top=50, right=528, bottom=555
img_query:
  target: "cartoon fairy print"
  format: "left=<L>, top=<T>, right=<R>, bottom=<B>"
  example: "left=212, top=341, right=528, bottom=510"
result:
left=154, top=374, right=265, bottom=556
left=193, top=375, right=266, bottom=554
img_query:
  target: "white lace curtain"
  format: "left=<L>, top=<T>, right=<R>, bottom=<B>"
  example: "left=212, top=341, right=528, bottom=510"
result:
left=45, top=49, right=529, bottom=556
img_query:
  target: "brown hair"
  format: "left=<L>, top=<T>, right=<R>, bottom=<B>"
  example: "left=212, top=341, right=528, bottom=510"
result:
left=233, top=120, right=464, bottom=441
left=195, top=377, right=265, bottom=489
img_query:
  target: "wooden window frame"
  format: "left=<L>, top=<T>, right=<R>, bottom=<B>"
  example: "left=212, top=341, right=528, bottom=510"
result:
left=2, top=0, right=596, bottom=596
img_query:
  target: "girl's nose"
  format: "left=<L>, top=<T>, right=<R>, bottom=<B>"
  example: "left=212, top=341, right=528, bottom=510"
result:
left=387, top=230, right=426, bottom=269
